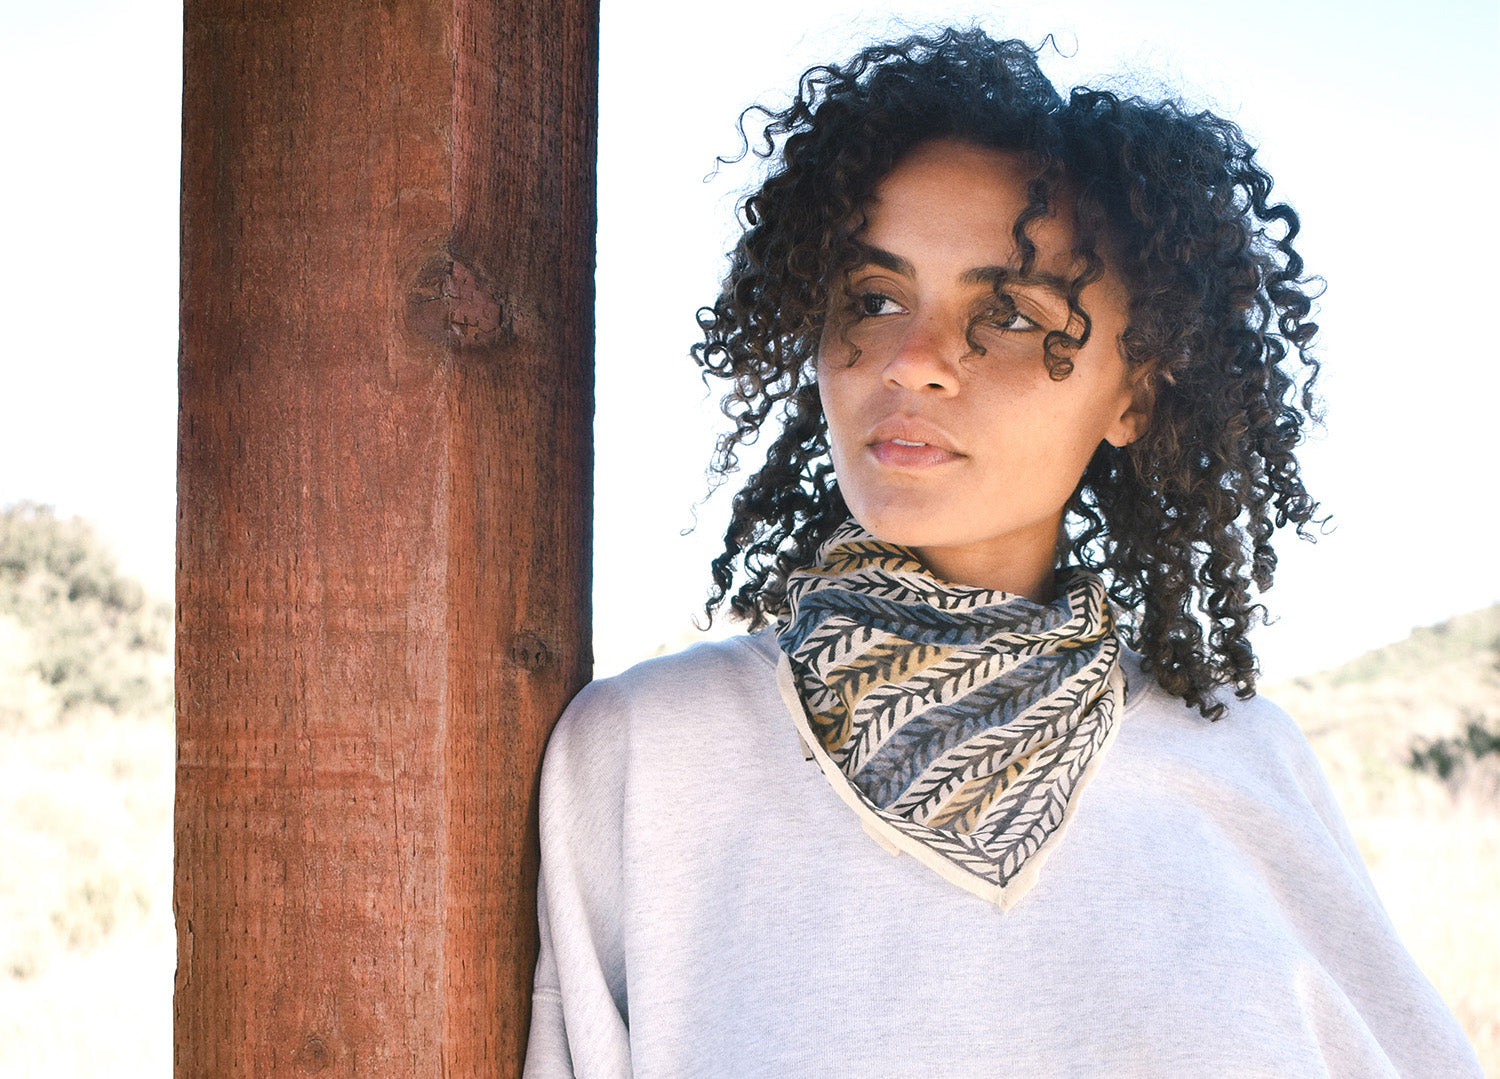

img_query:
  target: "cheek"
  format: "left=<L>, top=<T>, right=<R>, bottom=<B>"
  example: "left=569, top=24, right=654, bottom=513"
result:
left=815, top=362, right=857, bottom=440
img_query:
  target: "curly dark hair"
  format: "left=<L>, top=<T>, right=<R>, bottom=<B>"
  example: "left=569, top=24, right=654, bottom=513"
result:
left=692, top=28, right=1321, bottom=719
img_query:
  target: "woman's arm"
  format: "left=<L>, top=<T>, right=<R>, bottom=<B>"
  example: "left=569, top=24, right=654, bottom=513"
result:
left=524, top=683, right=633, bottom=1078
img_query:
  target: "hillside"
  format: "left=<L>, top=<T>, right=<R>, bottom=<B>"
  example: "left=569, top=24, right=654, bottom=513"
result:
left=1269, top=605, right=1499, bottom=1074
left=1271, top=604, right=1500, bottom=815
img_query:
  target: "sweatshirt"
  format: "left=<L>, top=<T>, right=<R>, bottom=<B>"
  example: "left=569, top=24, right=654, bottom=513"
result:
left=525, top=630, right=1481, bottom=1078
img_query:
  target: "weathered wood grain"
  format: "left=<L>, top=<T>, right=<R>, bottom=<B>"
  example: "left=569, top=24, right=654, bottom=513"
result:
left=176, top=1, right=596, bottom=1073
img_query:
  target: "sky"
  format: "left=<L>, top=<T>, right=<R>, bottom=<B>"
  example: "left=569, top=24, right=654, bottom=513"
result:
left=1, top=0, right=1497, bottom=682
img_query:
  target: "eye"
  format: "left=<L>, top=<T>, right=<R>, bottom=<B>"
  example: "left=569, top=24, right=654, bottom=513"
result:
left=856, top=291, right=906, bottom=318
left=990, top=309, right=1041, bottom=332
left=982, top=295, right=1042, bottom=333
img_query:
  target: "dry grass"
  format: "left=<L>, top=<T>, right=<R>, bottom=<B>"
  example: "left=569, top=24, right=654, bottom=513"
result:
left=0, top=709, right=173, bottom=1077
left=0, top=914, right=172, bottom=1076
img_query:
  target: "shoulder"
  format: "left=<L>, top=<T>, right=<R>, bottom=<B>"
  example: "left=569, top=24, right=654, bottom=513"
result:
left=1120, top=648, right=1330, bottom=779
left=550, top=630, right=779, bottom=741
left=592, top=628, right=781, bottom=707
left=540, top=630, right=784, bottom=795
left=1115, top=649, right=1373, bottom=883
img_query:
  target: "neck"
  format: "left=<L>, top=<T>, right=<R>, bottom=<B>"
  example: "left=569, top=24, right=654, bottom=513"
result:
left=912, top=543, right=1059, bottom=602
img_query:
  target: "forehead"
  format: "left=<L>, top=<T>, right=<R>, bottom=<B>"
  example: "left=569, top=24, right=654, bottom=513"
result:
left=860, top=139, right=1074, bottom=271
left=874, top=139, right=1038, bottom=205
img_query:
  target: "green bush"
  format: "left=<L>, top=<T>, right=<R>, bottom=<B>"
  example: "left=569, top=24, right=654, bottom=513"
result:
left=0, top=502, right=171, bottom=722
left=1408, top=714, right=1500, bottom=792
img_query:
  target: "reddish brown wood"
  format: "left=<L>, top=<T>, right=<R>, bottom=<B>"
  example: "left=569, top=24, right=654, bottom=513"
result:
left=175, top=2, right=596, bottom=1075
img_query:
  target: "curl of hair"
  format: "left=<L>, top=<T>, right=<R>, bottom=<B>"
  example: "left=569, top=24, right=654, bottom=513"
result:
left=692, top=29, right=1322, bottom=719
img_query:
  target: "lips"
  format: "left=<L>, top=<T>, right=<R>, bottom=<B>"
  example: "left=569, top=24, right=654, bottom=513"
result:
left=867, top=418, right=962, bottom=468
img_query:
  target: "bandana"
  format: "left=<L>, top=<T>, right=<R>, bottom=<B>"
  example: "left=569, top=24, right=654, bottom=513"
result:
left=775, top=519, right=1125, bottom=908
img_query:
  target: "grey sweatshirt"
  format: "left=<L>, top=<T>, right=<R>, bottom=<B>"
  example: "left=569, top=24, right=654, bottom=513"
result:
left=526, top=631, right=1481, bottom=1078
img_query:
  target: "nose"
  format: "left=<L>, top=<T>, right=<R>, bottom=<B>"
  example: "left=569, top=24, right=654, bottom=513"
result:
left=883, top=315, right=961, bottom=394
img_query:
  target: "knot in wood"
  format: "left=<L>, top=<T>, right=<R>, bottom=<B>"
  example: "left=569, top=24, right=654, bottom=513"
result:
left=294, top=1035, right=331, bottom=1073
left=510, top=631, right=552, bottom=671
left=406, top=254, right=506, bottom=349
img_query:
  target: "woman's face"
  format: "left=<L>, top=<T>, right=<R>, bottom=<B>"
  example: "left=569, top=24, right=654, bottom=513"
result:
left=817, top=139, right=1145, bottom=600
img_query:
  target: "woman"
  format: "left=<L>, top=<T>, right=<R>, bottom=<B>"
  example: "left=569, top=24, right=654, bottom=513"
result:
left=526, top=30, right=1480, bottom=1077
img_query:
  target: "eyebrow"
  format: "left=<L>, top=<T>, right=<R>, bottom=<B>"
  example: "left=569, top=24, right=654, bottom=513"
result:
left=963, top=265, right=1073, bottom=297
left=860, top=245, right=915, bottom=277
left=854, top=244, right=1072, bottom=297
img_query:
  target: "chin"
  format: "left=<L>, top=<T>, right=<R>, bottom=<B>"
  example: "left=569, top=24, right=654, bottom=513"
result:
left=847, top=506, right=953, bottom=549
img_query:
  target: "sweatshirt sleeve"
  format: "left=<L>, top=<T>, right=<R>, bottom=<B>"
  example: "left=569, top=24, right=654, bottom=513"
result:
left=1256, top=698, right=1486, bottom=1077
left=523, top=681, right=633, bottom=1079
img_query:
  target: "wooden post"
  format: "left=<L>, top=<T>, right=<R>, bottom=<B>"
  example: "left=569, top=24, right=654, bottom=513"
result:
left=174, top=1, right=596, bottom=1074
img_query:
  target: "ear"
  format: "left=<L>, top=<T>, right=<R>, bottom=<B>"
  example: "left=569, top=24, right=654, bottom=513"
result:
left=1104, top=364, right=1155, bottom=449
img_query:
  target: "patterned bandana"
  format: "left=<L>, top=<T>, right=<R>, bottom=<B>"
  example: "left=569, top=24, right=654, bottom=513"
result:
left=775, top=519, right=1125, bottom=909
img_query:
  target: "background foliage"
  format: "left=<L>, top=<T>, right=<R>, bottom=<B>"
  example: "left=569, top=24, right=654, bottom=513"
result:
left=0, top=502, right=172, bottom=725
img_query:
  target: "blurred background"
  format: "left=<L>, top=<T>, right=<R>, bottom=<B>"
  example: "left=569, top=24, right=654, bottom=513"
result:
left=1, top=0, right=1495, bottom=1073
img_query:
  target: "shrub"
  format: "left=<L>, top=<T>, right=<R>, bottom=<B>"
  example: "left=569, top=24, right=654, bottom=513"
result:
left=1408, top=714, right=1500, bottom=797
left=0, top=502, right=171, bottom=722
